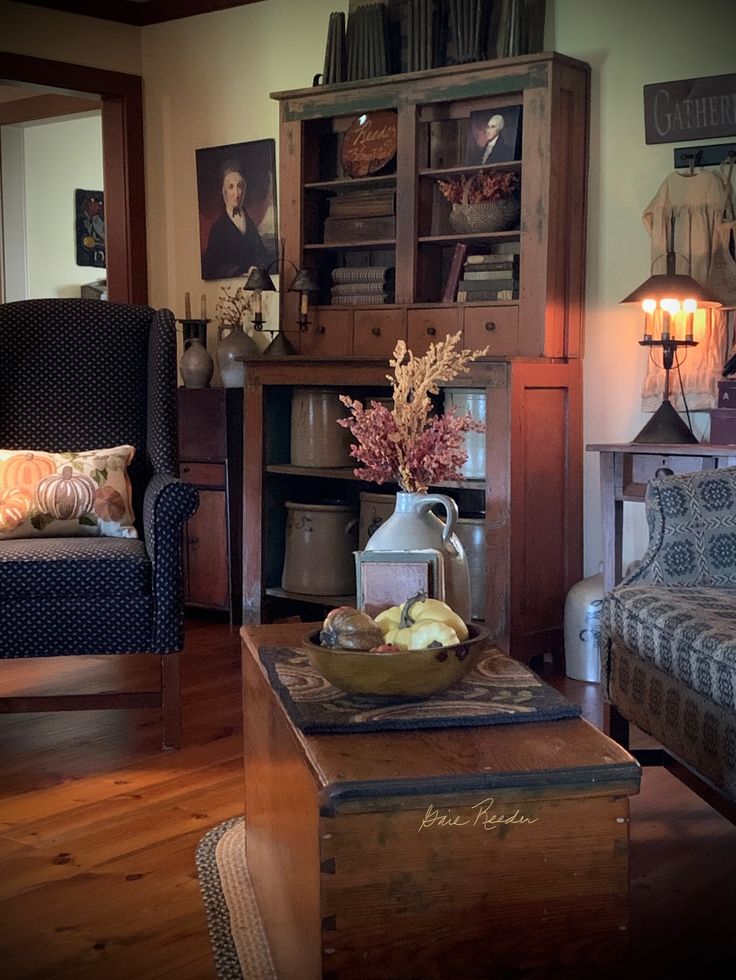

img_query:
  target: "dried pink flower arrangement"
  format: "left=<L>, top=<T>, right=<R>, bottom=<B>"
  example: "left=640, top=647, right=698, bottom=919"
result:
left=338, top=332, right=487, bottom=493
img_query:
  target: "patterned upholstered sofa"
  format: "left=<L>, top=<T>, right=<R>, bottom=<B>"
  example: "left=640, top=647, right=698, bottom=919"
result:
left=600, top=466, right=736, bottom=819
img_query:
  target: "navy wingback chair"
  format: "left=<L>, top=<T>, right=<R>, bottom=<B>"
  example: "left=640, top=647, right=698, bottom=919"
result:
left=0, top=299, right=198, bottom=748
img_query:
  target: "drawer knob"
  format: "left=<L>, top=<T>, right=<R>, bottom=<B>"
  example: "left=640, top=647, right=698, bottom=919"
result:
left=371, top=326, right=381, bottom=336
left=485, top=322, right=496, bottom=332
left=182, top=465, right=191, bottom=474
left=426, top=326, right=436, bottom=336
left=316, top=323, right=326, bottom=334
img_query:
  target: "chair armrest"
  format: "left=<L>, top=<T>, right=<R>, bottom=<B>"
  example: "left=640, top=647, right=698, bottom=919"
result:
left=143, top=473, right=199, bottom=652
left=628, top=466, right=736, bottom=588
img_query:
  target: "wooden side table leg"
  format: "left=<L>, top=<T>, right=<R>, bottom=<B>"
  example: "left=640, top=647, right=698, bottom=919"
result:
left=599, top=451, right=623, bottom=592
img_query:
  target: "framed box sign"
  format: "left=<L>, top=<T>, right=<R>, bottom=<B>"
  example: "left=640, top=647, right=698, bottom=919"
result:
left=355, top=549, right=445, bottom=618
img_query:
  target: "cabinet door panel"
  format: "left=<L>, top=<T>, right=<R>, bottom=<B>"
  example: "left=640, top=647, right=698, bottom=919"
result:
left=353, top=309, right=406, bottom=357
left=180, top=462, right=226, bottom=487
left=300, top=309, right=353, bottom=356
left=407, top=308, right=462, bottom=356
left=464, top=305, right=519, bottom=355
left=184, top=489, right=229, bottom=609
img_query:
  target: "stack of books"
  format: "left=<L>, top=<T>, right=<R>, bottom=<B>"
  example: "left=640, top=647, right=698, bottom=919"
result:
left=457, top=253, right=520, bottom=302
left=330, top=266, right=395, bottom=306
left=323, top=188, right=396, bottom=244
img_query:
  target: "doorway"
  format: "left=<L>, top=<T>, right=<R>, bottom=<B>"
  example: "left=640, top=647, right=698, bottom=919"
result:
left=0, top=52, right=148, bottom=304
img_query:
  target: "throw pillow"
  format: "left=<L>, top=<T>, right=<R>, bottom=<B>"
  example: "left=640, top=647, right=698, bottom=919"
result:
left=0, top=446, right=138, bottom=539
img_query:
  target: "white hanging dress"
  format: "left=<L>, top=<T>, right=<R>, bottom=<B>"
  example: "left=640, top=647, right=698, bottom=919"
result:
left=641, top=169, right=728, bottom=412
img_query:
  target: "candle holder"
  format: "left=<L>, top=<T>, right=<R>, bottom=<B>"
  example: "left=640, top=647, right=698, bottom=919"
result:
left=244, top=243, right=318, bottom=356
left=178, top=317, right=210, bottom=349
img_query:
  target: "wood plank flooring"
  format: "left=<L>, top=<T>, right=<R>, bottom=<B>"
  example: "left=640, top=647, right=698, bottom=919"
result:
left=0, top=620, right=734, bottom=979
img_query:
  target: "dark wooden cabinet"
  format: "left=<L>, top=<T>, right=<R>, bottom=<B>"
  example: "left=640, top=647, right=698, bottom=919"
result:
left=242, top=357, right=582, bottom=664
left=178, top=388, right=243, bottom=621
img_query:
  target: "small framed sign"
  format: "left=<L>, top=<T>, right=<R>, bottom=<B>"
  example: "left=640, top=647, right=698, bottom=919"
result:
left=355, top=549, right=445, bottom=618
left=644, top=73, right=736, bottom=144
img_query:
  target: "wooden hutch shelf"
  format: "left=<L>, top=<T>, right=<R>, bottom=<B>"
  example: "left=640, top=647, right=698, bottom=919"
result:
left=241, top=52, right=590, bottom=663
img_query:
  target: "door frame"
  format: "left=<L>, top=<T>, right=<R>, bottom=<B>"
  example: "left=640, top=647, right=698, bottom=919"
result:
left=1, top=52, right=147, bottom=304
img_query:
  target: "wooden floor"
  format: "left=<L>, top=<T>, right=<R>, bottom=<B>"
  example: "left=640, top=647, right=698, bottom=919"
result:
left=0, top=620, right=734, bottom=979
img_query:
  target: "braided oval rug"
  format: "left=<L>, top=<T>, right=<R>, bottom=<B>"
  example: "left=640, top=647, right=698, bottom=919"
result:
left=195, top=818, right=276, bottom=980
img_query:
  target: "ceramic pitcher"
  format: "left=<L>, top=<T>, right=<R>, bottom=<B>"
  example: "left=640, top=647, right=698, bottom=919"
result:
left=363, top=491, right=471, bottom=620
left=216, top=322, right=257, bottom=387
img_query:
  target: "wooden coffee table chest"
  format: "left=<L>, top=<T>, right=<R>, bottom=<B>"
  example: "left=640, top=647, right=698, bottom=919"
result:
left=241, top=623, right=640, bottom=979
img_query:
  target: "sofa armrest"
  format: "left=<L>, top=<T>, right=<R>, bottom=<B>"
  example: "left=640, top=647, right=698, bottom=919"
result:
left=627, top=466, right=736, bottom=588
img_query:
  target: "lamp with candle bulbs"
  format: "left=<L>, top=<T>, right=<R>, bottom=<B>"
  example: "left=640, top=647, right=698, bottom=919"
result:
left=244, top=244, right=318, bottom=356
left=621, top=217, right=722, bottom=444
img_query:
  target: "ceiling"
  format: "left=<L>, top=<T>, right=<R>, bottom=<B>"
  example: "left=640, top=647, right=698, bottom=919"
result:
left=13, top=1, right=263, bottom=27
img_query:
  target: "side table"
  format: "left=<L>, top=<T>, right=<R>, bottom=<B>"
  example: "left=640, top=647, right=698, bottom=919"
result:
left=587, top=442, right=736, bottom=592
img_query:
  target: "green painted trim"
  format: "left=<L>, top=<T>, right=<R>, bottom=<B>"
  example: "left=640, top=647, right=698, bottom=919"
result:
left=281, top=64, right=549, bottom=122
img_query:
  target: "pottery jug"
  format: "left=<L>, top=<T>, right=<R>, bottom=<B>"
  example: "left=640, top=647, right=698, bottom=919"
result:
left=444, top=388, right=486, bottom=479
left=281, top=500, right=358, bottom=596
left=563, top=573, right=604, bottom=682
left=364, top=491, right=471, bottom=620
left=455, top=515, right=486, bottom=621
left=290, top=388, right=354, bottom=468
left=179, top=337, right=213, bottom=389
left=358, top=491, right=396, bottom=549
left=216, top=321, right=257, bottom=387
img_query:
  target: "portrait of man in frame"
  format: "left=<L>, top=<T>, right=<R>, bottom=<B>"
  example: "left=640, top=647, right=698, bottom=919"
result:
left=196, top=139, right=278, bottom=281
left=464, top=105, right=522, bottom=166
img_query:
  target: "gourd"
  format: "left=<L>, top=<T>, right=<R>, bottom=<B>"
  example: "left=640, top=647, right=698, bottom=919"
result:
left=377, top=592, right=468, bottom=642
left=320, top=606, right=385, bottom=651
left=35, top=466, right=96, bottom=521
left=0, top=487, right=32, bottom=532
left=0, top=451, right=55, bottom=493
left=403, top=595, right=468, bottom=640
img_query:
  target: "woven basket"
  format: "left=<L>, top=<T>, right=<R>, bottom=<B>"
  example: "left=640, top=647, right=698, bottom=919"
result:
left=448, top=179, right=520, bottom=234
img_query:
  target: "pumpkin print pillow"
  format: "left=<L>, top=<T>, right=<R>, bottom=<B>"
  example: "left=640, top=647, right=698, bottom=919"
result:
left=0, top=446, right=138, bottom=539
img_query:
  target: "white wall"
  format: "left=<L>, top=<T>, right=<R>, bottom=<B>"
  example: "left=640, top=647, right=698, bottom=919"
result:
left=548, top=0, right=736, bottom=574
left=22, top=112, right=105, bottom=298
left=141, top=0, right=345, bottom=356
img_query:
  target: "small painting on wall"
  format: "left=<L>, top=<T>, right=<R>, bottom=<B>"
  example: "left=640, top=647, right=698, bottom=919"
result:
left=464, top=105, right=523, bottom=166
left=75, top=189, right=105, bottom=268
left=196, top=139, right=278, bottom=281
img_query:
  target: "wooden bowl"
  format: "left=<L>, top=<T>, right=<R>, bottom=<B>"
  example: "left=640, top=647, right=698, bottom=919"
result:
left=301, top=622, right=489, bottom=698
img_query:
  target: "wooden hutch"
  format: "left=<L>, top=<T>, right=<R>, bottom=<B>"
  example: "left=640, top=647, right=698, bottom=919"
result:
left=242, top=51, right=589, bottom=664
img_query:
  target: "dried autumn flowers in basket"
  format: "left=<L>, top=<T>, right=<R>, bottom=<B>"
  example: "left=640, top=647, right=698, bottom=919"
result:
left=437, top=170, right=521, bottom=234
left=338, top=332, right=487, bottom=493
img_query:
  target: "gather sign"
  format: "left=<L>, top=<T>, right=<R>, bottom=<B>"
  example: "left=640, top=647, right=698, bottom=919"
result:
left=644, top=73, right=736, bottom=144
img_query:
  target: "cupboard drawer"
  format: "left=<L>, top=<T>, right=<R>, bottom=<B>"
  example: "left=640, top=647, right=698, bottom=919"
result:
left=353, top=309, right=406, bottom=357
left=464, top=305, right=519, bottom=355
left=300, top=309, right=353, bottom=357
left=407, top=308, right=462, bottom=356
left=180, top=462, right=226, bottom=487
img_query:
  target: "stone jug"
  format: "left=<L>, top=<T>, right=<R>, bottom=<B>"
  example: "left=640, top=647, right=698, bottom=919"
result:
left=563, top=573, right=604, bottom=682
left=358, top=491, right=396, bottom=549
left=444, top=388, right=486, bottom=479
left=364, top=491, right=471, bottom=620
left=179, top=337, right=213, bottom=389
left=455, top=515, right=486, bottom=621
left=216, top=321, right=257, bottom=387
left=281, top=500, right=358, bottom=596
left=290, top=388, right=354, bottom=468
